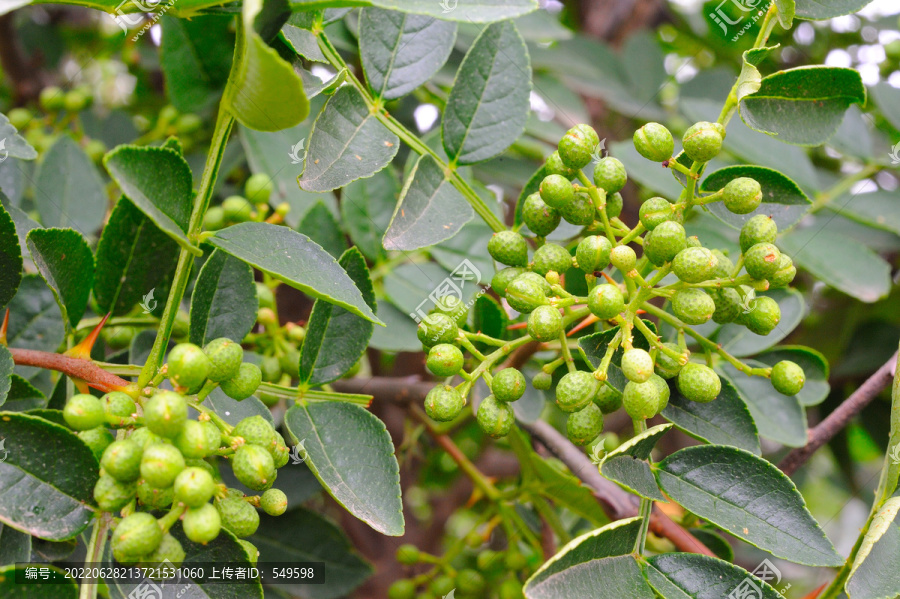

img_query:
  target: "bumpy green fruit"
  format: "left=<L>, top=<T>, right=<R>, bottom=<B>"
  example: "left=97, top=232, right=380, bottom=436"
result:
left=532, top=243, right=572, bottom=276
left=710, top=288, right=743, bottom=324
left=560, top=191, right=595, bottom=226
left=431, top=574, right=456, bottom=596
left=245, top=173, right=273, bottom=204
left=566, top=403, right=604, bottom=446
left=203, top=338, right=244, bottom=382
left=216, top=495, right=260, bottom=538
left=140, top=443, right=185, bottom=488
left=648, top=374, right=671, bottom=411
left=593, top=157, right=627, bottom=193
left=540, top=174, right=575, bottom=209
left=233, top=444, right=276, bottom=491
left=137, top=479, right=174, bottom=509
left=220, top=363, right=263, bottom=401
left=593, top=383, right=623, bottom=414
left=388, top=580, right=416, bottom=599
left=672, top=288, right=715, bottom=325
left=639, top=197, right=673, bottom=230
left=64, top=394, right=106, bottom=431
left=771, top=360, right=805, bottom=395
left=505, top=277, right=549, bottom=313
left=145, top=391, right=188, bottom=438
left=744, top=296, right=781, bottom=335
left=682, top=121, right=724, bottom=163
left=129, top=427, right=164, bottom=449
left=78, top=427, right=115, bottom=461
left=222, top=196, right=254, bottom=223
left=7, top=107, right=31, bottom=130
left=709, top=249, right=735, bottom=278
left=633, top=121, right=674, bottom=160
left=260, top=488, right=288, bottom=516
left=621, top=348, right=654, bottom=383
left=167, top=343, right=212, bottom=391
left=113, top=513, right=162, bottom=560
left=417, top=313, right=458, bottom=348
left=94, top=474, right=137, bottom=512
left=458, top=569, right=487, bottom=595
left=558, top=124, right=599, bottom=170
left=655, top=343, right=686, bottom=379
left=102, top=392, right=136, bottom=426
left=174, top=420, right=220, bottom=458
left=183, top=503, right=222, bottom=544
left=769, top=254, right=796, bottom=288
left=39, top=86, right=65, bottom=111
left=492, top=368, right=526, bottom=402
left=588, top=284, right=625, bottom=319
left=528, top=305, right=563, bottom=342
left=204, top=206, right=225, bottom=231
left=610, top=245, right=637, bottom=272
left=233, top=415, right=277, bottom=452
left=424, top=343, right=463, bottom=377
left=677, top=363, right=721, bottom=403
left=740, top=215, right=777, bottom=252
left=271, top=432, right=290, bottom=467
left=522, top=192, right=562, bottom=236
left=491, top=267, right=527, bottom=298
left=532, top=372, right=553, bottom=391
left=545, top=151, right=575, bottom=177
left=644, top=221, right=687, bottom=265
left=396, top=544, right=420, bottom=565
left=576, top=235, right=612, bottom=273
left=623, top=380, right=661, bottom=420
left=138, top=533, right=186, bottom=569
left=744, top=242, right=781, bottom=281
left=424, top=385, right=465, bottom=422
left=431, top=295, right=468, bottom=327
left=723, top=177, right=763, bottom=214
left=605, top=191, right=624, bottom=219
left=556, top=371, right=597, bottom=413
left=672, top=247, right=717, bottom=283
left=477, top=395, right=515, bottom=438
left=101, top=440, right=143, bottom=483
left=488, top=231, right=529, bottom=267
left=174, top=467, right=216, bottom=507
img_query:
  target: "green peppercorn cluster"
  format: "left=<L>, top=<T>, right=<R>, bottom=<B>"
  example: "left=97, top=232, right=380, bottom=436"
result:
left=419, top=123, right=806, bottom=447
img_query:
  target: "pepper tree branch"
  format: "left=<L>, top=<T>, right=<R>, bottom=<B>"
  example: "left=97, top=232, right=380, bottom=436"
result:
left=9, top=348, right=133, bottom=394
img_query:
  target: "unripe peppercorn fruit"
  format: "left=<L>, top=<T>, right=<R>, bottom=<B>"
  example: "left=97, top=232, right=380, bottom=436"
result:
left=528, top=305, right=564, bottom=342
left=174, top=466, right=216, bottom=507
left=216, top=494, right=260, bottom=538
left=137, top=479, right=175, bottom=509
left=594, top=383, right=623, bottom=414
left=245, top=173, right=273, bottom=204
left=648, top=373, right=671, bottom=411
left=505, top=276, right=549, bottom=314
left=203, top=338, right=244, bottom=382
left=492, top=368, right=527, bottom=403
left=610, top=245, right=637, bottom=273
left=476, top=395, right=515, bottom=438
left=102, top=392, right=137, bottom=427
left=532, top=243, right=572, bottom=276
left=560, top=191, right=596, bottom=226
left=430, top=295, right=468, bottom=327
left=183, top=503, right=221, bottom=544
left=723, top=177, right=763, bottom=214
left=558, top=124, right=599, bottom=170
left=388, top=580, right=416, bottom=599
left=64, top=394, right=106, bottom=431
left=488, top=231, right=529, bottom=267
left=710, top=288, right=743, bottom=324
left=139, top=533, right=186, bottom=569
left=672, top=288, right=715, bottom=325
left=396, top=544, right=420, bottom=565
left=672, top=247, right=718, bottom=284
left=605, top=191, right=624, bottom=219
left=417, top=313, right=458, bottom=347
left=522, top=192, right=562, bottom=236
left=232, top=444, right=276, bottom=491
left=112, top=512, right=162, bottom=560
left=744, top=296, right=781, bottom=335
left=539, top=174, right=575, bottom=209
left=144, top=391, right=188, bottom=438
left=588, top=284, right=625, bottom=320
left=532, top=371, right=553, bottom=390
left=166, top=343, right=212, bottom=391
left=174, top=420, right=221, bottom=459
left=677, top=363, right=721, bottom=403
left=140, top=443, right=186, bottom=488
left=556, top=371, right=598, bottom=413
left=424, top=385, right=465, bottom=422
left=740, top=215, right=777, bottom=253
left=621, top=348, right=654, bottom=383
left=566, top=403, right=604, bottom=446
left=220, top=363, right=263, bottom=401
left=576, top=235, right=612, bottom=273
left=639, top=197, right=673, bottom=230
left=79, top=427, right=115, bottom=461
left=545, top=151, right=575, bottom=177
left=633, top=122, right=675, bottom=162
left=623, top=380, right=662, bottom=420
left=101, top=439, right=143, bottom=482
left=94, top=474, right=137, bottom=512
left=771, top=360, right=806, bottom=395
left=654, top=343, right=686, bottom=379
left=644, top=221, right=687, bottom=265
left=744, top=242, right=781, bottom=281
left=222, top=196, right=254, bottom=223
left=593, top=157, right=627, bottom=194
left=260, top=488, right=288, bottom=516
left=682, top=121, right=725, bottom=164
left=426, top=344, right=465, bottom=377
left=491, top=267, right=527, bottom=298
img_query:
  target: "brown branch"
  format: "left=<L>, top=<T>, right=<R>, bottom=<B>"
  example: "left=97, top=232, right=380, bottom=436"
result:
left=778, top=351, right=898, bottom=477
left=9, top=348, right=134, bottom=393
left=0, top=14, right=42, bottom=102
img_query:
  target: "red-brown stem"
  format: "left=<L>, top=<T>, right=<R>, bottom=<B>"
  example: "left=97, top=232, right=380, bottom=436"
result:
left=8, top=348, right=133, bottom=394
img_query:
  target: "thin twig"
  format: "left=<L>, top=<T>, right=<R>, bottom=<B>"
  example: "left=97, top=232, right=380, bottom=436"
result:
left=9, top=348, right=133, bottom=393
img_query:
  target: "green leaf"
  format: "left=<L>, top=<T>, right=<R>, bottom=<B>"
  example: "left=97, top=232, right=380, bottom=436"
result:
left=0, top=523, right=32, bottom=566
left=300, top=248, right=376, bottom=386
left=646, top=553, right=785, bottom=599
left=781, top=218, right=890, bottom=303
left=735, top=49, right=765, bottom=102
left=222, top=0, right=309, bottom=132
left=656, top=445, right=843, bottom=566
left=0, top=412, right=98, bottom=540
left=33, top=136, right=106, bottom=235
left=601, top=456, right=666, bottom=502
left=431, top=220, right=495, bottom=280
left=514, top=163, right=548, bottom=228
left=1, top=190, right=40, bottom=257
left=104, top=145, right=196, bottom=253
left=719, top=362, right=807, bottom=447
left=369, top=300, right=420, bottom=352
left=287, top=0, right=537, bottom=22
left=340, top=168, right=398, bottom=262
left=251, top=508, right=372, bottom=599
left=282, top=22, right=327, bottom=62
left=360, top=8, right=456, bottom=100
left=834, top=191, right=900, bottom=237
left=756, top=346, right=829, bottom=407
left=26, top=228, right=94, bottom=330
left=442, top=21, right=530, bottom=165
left=795, top=0, right=875, bottom=19
left=297, top=201, right=347, bottom=258
left=605, top=423, right=673, bottom=461
left=0, top=346, right=12, bottom=407
left=715, top=289, right=807, bottom=357
left=472, top=294, right=507, bottom=340
left=298, top=85, right=398, bottom=192
left=284, top=402, right=404, bottom=536
left=160, top=15, right=234, bottom=113
left=524, top=518, right=652, bottom=599
left=529, top=455, right=609, bottom=527
left=3, top=375, right=46, bottom=412
left=6, top=275, right=65, bottom=354
left=688, top=528, right=735, bottom=562
left=846, top=496, right=900, bottom=599
left=0, top=564, right=77, bottom=598
left=870, top=82, right=900, bottom=132
left=774, top=0, right=795, bottom=28
left=661, top=377, right=761, bottom=455
left=189, top=249, right=258, bottom=346
left=0, top=113, right=37, bottom=161
left=210, top=222, right=381, bottom=324
left=202, top=387, right=273, bottom=428
left=94, top=198, right=181, bottom=317
left=578, top=322, right=656, bottom=394
left=740, top=66, right=867, bottom=146
left=383, top=154, right=473, bottom=250
left=383, top=261, right=482, bottom=318
left=701, top=166, right=811, bottom=231
left=0, top=198, right=23, bottom=310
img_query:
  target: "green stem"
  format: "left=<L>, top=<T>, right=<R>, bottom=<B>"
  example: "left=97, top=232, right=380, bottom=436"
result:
left=576, top=171, right=616, bottom=244
left=810, top=163, right=880, bottom=214
left=633, top=418, right=652, bottom=555
left=79, top=513, right=110, bottom=599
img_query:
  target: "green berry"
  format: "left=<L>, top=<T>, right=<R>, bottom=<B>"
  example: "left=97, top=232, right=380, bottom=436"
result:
left=220, top=363, right=262, bottom=401
left=129, top=427, right=164, bottom=449
left=528, top=305, right=563, bottom=342
left=431, top=295, right=468, bottom=327
left=593, top=383, right=623, bottom=413
left=426, top=344, right=464, bottom=377
left=492, top=368, right=526, bottom=402
left=174, top=467, right=216, bottom=507
left=558, top=124, right=599, bottom=170
left=216, top=494, right=259, bottom=538
left=245, top=173, right=273, bottom=204
left=260, top=356, right=282, bottom=383
left=710, top=288, right=743, bottom=324
left=222, top=196, right=254, bottom=223
left=545, top=151, right=575, bottom=177
left=424, top=385, right=465, bottom=422
left=78, top=426, right=114, bottom=461
left=39, top=86, right=65, bottom=112
left=709, top=249, right=735, bottom=278
left=672, top=247, right=718, bottom=283
left=500, top=578, right=524, bottom=599
left=677, top=363, right=721, bottom=403
left=183, top=503, right=222, bottom=544
left=388, top=580, right=417, bottom=599
left=522, top=192, right=562, bottom=236
left=740, top=215, right=777, bottom=253
left=744, top=296, right=781, bottom=335
left=430, top=574, right=455, bottom=596
left=644, top=221, right=687, bottom=265
left=672, top=288, right=715, bottom=325
left=140, top=443, right=185, bottom=488
left=396, top=544, right=420, bottom=565
left=621, top=348, right=654, bottom=383
left=476, top=549, right=503, bottom=574
left=588, top=284, right=625, bottom=320
left=112, top=513, right=162, bottom=560
left=457, top=569, right=486, bottom=595
left=271, top=432, right=290, bottom=468
left=655, top=344, right=686, bottom=379
left=7, top=107, right=32, bottom=131
left=167, top=343, right=212, bottom=392
left=532, top=243, right=571, bottom=276
left=233, top=415, right=277, bottom=452
left=203, top=338, right=244, bottom=383
left=505, top=276, right=549, bottom=314
left=559, top=191, right=595, bottom=226
left=610, top=245, right=637, bottom=273
left=532, top=372, right=553, bottom=391
left=633, top=122, right=675, bottom=162
left=566, top=403, right=604, bottom=446
left=488, top=231, right=529, bottom=267
left=174, top=420, right=221, bottom=459
left=102, top=325, right=135, bottom=350
left=491, top=267, right=527, bottom=298
left=64, top=90, right=90, bottom=112
left=476, top=395, right=515, bottom=438
left=417, top=313, right=458, bottom=347
left=686, top=235, right=702, bottom=248
left=771, top=360, right=805, bottom=395
left=556, top=371, right=598, bottom=413
left=102, top=392, right=136, bottom=427
left=101, top=440, right=143, bottom=483
left=278, top=349, right=300, bottom=376
left=593, top=157, right=627, bottom=193
left=145, top=391, right=188, bottom=438
left=723, top=177, right=763, bottom=214
left=769, top=254, right=796, bottom=288
left=682, top=121, right=724, bottom=163
left=539, top=174, right=575, bottom=209
left=175, top=113, right=203, bottom=134
left=64, top=394, right=106, bottom=431
left=94, top=474, right=137, bottom=512
left=260, top=488, right=288, bottom=516
left=623, top=380, right=662, bottom=420
left=648, top=374, right=671, bottom=411
left=744, top=242, right=781, bottom=281
left=256, top=283, right=275, bottom=309
left=86, top=139, right=107, bottom=164
left=605, top=191, right=624, bottom=219
left=233, top=444, right=276, bottom=491
left=639, top=197, right=673, bottom=230
left=576, top=235, right=612, bottom=273
left=138, top=533, right=186, bottom=569
left=137, top=479, right=174, bottom=509
left=204, top=206, right=225, bottom=230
